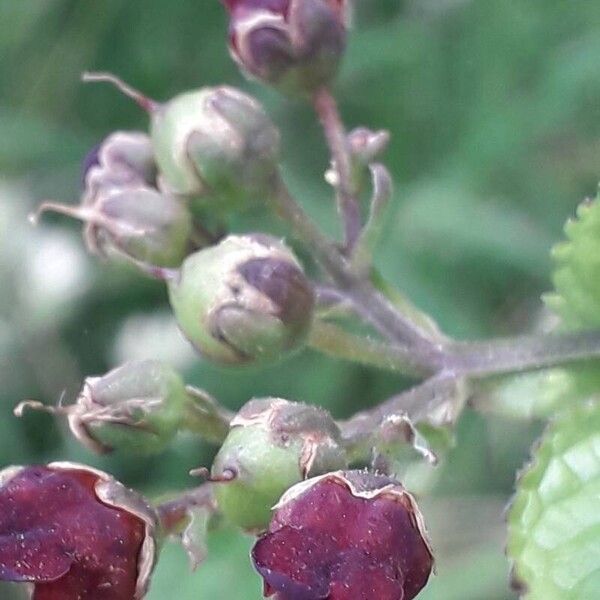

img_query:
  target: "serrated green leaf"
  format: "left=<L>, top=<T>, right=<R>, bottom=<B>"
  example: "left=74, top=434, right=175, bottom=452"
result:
left=545, top=195, right=600, bottom=329
left=507, top=401, right=600, bottom=599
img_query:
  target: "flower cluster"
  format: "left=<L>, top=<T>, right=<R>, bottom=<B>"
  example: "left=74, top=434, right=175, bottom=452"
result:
left=6, top=2, right=438, bottom=599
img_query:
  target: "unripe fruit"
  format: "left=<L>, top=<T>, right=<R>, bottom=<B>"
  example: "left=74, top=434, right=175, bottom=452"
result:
left=167, top=234, right=315, bottom=365
left=252, top=470, right=434, bottom=600
left=150, top=86, right=280, bottom=208
left=16, top=360, right=218, bottom=455
left=0, top=462, right=158, bottom=600
left=210, top=398, right=347, bottom=531
left=71, top=360, right=191, bottom=455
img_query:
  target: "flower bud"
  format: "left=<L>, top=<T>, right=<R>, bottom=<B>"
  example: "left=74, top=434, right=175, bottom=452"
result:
left=167, top=234, right=315, bottom=365
left=150, top=86, right=280, bottom=207
left=210, top=398, right=347, bottom=531
left=17, top=361, right=191, bottom=455
left=35, top=133, right=193, bottom=267
left=0, top=462, right=158, bottom=599
left=82, top=130, right=157, bottom=192
left=222, top=0, right=349, bottom=96
left=252, top=470, right=434, bottom=600
left=347, top=127, right=390, bottom=166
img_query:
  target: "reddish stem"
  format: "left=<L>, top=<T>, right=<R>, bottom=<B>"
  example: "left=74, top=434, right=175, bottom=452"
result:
left=313, top=86, right=362, bottom=251
left=157, top=483, right=216, bottom=535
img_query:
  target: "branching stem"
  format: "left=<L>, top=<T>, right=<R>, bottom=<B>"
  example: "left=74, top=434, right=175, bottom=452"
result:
left=308, top=320, right=435, bottom=378
left=271, top=176, right=441, bottom=354
left=313, top=86, right=362, bottom=250
left=446, top=330, right=600, bottom=378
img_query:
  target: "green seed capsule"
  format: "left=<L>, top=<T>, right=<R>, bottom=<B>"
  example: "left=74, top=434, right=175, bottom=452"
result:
left=210, top=398, right=347, bottom=531
left=150, top=86, right=280, bottom=209
left=167, top=234, right=315, bottom=366
left=17, top=361, right=191, bottom=455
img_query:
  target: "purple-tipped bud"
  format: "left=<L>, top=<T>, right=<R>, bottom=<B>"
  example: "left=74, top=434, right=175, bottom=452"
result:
left=0, top=463, right=157, bottom=600
left=167, top=234, right=315, bottom=365
left=222, top=0, right=349, bottom=96
left=34, top=132, right=193, bottom=268
left=252, top=470, right=434, bottom=600
left=82, top=131, right=157, bottom=194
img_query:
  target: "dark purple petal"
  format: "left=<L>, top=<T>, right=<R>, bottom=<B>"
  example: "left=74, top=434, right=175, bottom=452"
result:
left=0, top=466, right=146, bottom=600
left=252, top=474, right=433, bottom=600
left=328, top=551, right=404, bottom=600
left=81, top=143, right=102, bottom=187
left=238, top=257, right=315, bottom=327
left=271, top=477, right=364, bottom=547
left=223, top=0, right=346, bottom=94
left=252, top=527, right=335, bottom=598
left=244, top=26, right=295, bottom=80
left=0, top=531, right=72, bottom=582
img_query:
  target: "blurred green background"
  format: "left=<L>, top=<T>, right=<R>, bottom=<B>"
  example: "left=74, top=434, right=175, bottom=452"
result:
left=2, top=1, right=600, bottom=598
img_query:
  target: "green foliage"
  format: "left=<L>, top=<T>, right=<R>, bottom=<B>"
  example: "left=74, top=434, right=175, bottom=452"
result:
left=508, top=402, right=600, bottom=599
left=546, top=194, right=600, bottom=328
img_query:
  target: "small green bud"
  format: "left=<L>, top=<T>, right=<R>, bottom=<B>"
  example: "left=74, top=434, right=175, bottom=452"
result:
left=150, top=86, right=280, bottom=208
left=35, top=131, right=193, bottom=267
left=210, top=397, right=347, bottom=531
left=167, top=234, right=315, bottom=365
left=16, top=360, right=191, bottom=455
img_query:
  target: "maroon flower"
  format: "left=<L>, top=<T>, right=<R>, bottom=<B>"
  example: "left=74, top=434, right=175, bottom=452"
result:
left=221, top=0, right=349, bottom=96
left=0, top=463, right=157, bottom=600
left=252, top=470, right=434, bottom=600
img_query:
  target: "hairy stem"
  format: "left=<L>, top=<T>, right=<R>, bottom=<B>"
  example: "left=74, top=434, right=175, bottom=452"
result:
left=308, top=320, right=435, bottom=378
left=313, top=86, right=362, bottom=250
left=446, top=329, right=600, bottom=378
left=340, top=374, right=467, bottom=458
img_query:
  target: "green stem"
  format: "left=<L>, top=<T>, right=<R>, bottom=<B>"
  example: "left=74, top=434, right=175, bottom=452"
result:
left=340, top=374, right=468, bottom=460
left=446, top=329, right=600, bottom=378
left=308, top=320, right=435, bottom=378
left=371, top=269, right=444, bottom=341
